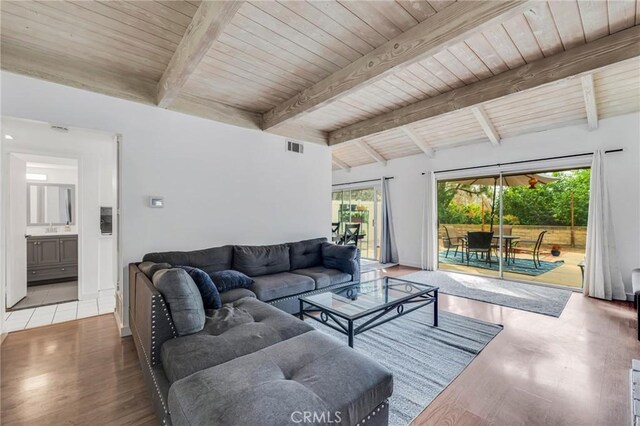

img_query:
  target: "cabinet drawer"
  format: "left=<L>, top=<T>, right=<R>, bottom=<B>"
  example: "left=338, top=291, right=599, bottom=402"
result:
left=27, top=265, right=78, bottom=283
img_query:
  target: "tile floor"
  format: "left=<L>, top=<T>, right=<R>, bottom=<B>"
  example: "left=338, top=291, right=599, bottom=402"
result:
left=10, top=281, right=78, bottom=310
left=4, top=296, right=116, bottom=332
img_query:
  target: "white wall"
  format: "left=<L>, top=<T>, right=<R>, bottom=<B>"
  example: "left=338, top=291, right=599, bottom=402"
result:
left=26, top=165, right=77, bottom=184
left=333, top=113, right=640, bottom=295
left=1, top=71, right=332, bottom=334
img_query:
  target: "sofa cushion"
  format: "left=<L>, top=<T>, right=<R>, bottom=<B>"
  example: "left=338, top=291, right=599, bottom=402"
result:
left=250, top=272, right=315, bottom=301
left=138, top=261, right=171, bottom=279
left=322, top=243, right=359, bottom=275
left=160, top=297, right=313, bottom=383
left=219, top=288, right=256, bottom=305
left=209, top=270, right=254, bottom=292
left=177, top=266, right=222, bottom=310
left=232, top=244, right=290, bottom=277
left=153, top=268, right=205, bottom=336
left=143, top=246, right=233, bottom=275
left=289, top=237, right=327, bottom=270
left=291, top=266, right=352, bottom=289
left=168, top=330, right=393, bottom=426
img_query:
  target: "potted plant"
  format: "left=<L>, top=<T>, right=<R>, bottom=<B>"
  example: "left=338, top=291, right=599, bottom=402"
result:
left=351, top=211, right=365, bottom=223
left=551, top=244, right=561, bottom=257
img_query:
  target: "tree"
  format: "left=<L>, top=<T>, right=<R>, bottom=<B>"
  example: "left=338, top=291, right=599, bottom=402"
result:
left=437, top=182, right=492, bottom=224
left=438, top=169, right=591, bottom=226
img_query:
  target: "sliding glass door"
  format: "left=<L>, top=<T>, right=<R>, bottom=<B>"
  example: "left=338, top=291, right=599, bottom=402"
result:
left=332, top=187, right=381, bottom=260
left=437, top=175, right=501, bottom=278
left=436, top=168, right=590, bottom=289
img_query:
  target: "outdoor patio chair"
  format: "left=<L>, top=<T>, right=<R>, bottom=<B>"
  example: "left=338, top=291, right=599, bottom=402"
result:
left=331, top=222, right=341, bottom=242
left=443, top=225, right=464, bottom=258
left=466, top=231, right=494, bottom=266
left=512, top=230, right=547, bottom=268
left=342, top=223, right=361, bottom=247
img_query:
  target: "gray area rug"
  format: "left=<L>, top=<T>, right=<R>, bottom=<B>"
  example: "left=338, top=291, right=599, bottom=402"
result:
left=402, top=270, right=572, bottom=317
left=310, top=306, right=502, bottom=425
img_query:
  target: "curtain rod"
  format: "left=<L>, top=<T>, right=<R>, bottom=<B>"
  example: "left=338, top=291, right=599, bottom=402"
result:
left=421, top=149, right=623, bottom=175
left=332, top=177, right=394, bottom=187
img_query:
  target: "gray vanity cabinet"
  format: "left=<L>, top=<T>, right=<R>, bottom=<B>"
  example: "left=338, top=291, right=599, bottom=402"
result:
left=27, top=235, right=78, bottom=284
left=26, top=240, right=38, bottom=267
left=37, top=239, right=61, bottom=266
left=59, top=237, right=78, bottom=264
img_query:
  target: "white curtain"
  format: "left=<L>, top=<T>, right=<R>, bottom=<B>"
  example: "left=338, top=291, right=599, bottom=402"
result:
left=380, top=178, right=399, bottom=264
left=583, top=150, right=625, bottom=300
left=421, top=172, right=437, bottom=270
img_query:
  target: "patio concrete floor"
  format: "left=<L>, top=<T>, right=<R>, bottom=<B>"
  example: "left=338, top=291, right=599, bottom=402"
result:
left=438, top=247, right=584, bottom=289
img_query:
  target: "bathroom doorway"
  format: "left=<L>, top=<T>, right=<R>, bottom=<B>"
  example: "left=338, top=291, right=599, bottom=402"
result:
left=2, top=117, right=118, bottom=331
left=9, top=155, right=79, bottom=310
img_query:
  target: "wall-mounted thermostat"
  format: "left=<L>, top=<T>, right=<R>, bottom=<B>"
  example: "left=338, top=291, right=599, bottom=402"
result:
left=149, top=196, right=164, bottom=208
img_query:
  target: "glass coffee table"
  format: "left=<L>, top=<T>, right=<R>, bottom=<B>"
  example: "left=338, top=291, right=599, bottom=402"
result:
left=299, top=277, right=439, bottom=347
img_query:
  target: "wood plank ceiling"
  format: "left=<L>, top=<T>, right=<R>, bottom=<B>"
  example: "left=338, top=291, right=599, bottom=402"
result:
left=1, top=1, right=639, bottom=170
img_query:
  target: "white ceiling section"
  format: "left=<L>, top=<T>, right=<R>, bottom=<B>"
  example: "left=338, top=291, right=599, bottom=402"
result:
left=331, top=56, right=640, bottom=170
left=0, top=0, right=638, bottom=171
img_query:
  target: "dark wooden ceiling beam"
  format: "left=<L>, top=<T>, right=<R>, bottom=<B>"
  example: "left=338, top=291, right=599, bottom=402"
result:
left=261, top=0, right=531, bottom=130
left=329, top=26, right=640, bottom=145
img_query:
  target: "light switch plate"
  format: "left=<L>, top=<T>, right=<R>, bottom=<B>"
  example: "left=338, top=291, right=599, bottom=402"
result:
left=149, top=196, right=164, bottom=208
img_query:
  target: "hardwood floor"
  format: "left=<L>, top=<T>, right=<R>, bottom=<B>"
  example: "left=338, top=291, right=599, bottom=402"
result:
left=1, top=314, right=155, bottom=425
left=2, top=266, right=637, bottom=425
left=367, top=266, right=639, bottom=426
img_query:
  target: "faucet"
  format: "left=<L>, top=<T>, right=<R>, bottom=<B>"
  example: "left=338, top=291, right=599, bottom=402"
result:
left=45, top=222, right=58, bottom=233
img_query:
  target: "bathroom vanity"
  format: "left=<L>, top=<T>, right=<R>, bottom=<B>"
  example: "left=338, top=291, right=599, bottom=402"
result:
left=26, top=234, right=78, bottom=285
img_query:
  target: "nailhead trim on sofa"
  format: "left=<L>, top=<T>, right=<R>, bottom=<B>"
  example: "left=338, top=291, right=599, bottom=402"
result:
left=356, top=400, right=388, bottom=426
left=133, top=319, right=171, bottom=425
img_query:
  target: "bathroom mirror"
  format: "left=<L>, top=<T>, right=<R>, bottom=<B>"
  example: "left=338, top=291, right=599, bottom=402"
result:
left=27, top=183, right=76, bottom=226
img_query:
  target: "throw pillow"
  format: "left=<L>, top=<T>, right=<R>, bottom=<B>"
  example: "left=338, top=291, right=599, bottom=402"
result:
left=209, top=270, right=254, bottom=293
left=138, top=261, right=172, bottom=279
left=321, top=243, right=358, bottom=275
left=177, top=266, right=222, bottom=309
left=153, top=268, right=205, bottom=336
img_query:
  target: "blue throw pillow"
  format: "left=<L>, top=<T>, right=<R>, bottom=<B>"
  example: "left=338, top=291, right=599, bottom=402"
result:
left=177, top=266, right=222, bottom=309
left=209, top=270, right=254, bottom=293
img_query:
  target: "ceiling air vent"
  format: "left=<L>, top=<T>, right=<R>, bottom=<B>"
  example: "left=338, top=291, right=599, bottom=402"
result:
left=286, top=140, right=304, bottom=154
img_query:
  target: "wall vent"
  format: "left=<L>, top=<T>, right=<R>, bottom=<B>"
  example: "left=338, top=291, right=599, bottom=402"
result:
left=286, top=140, right=304, bottom=154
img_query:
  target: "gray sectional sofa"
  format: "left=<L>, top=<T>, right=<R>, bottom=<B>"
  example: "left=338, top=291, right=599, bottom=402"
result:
left=129, top=238, right=393, bottom=426
left=142, top=237, right=360, bottom=314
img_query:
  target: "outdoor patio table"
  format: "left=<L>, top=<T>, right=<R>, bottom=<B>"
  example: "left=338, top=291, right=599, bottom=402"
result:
left=494, top=235, right=520, bottom=264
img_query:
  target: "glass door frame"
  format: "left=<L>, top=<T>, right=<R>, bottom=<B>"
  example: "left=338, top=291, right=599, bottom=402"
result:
left=433, top=156, right=592, bottom=291
left=332, top=184, right=381, bottom=261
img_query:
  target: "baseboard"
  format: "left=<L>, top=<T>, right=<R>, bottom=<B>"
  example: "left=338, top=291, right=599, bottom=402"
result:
left=114, top=307, right=131, bottom=337
left=399, top=261, right=422, bottom=269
